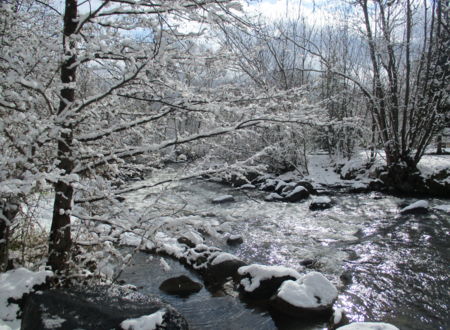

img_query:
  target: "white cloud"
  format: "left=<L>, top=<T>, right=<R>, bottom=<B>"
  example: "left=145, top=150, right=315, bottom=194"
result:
left=247, top=0, right=339, bottom=27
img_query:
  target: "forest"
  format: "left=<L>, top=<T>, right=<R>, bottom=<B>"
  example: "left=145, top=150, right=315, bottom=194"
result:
left=0, top=1, right=449, bottom=330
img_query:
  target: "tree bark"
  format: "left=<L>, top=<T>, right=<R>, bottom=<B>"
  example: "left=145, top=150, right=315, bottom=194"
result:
left=0, top=199, right=19, bottom=272
left=47, top=0, right=77, bottom=273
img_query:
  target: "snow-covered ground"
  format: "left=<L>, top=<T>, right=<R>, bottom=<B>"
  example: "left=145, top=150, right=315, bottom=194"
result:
left=0, top=268, right=53, bottom=330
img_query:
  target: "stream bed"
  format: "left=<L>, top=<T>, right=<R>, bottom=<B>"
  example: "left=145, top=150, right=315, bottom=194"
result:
left=120, top=177, right=450, bottom=330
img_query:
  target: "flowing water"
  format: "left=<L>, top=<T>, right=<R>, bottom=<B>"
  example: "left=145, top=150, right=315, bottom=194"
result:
left=121, top=177, right=450, bottom=330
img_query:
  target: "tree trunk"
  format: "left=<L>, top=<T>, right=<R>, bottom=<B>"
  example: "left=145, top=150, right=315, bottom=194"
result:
left=47, top=0, right=77, bottom=273
left=436, top=135, right=443, bottom=154
left=0, top=199, right=19, bottom=272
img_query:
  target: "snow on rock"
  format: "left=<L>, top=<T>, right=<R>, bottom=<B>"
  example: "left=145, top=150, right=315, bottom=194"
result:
left=264, top=192, right=284, bottom=202
left=211, top=252, right=241, bottom=266
left=0, top=268, right=53, bottom=323
left=276, top=272, right=338, bottom=309
left=212, top=195, right=235, bottom=204
left=179, top=230, right=203, bottom=247
left=238, top=264, right=301, bottom=293
left=284, top=185, right=309, bottom=202
left=226, top=234, right=244, bottom=245
left=400, top=200, right=429, bottom=214
left=309, top=196, right=333, bottom=211
left=434, top=204, right=450, bottom=212
left=239, top=183, right=256, bottom=189
left=337, top=322, right=399, bottom=330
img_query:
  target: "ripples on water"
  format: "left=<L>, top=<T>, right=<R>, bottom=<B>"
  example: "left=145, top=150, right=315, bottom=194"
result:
left=124, top=179, right=450, bottom=329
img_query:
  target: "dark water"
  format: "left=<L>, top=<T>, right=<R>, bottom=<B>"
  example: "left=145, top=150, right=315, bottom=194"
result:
left=123, top=180, right=450, bottom=329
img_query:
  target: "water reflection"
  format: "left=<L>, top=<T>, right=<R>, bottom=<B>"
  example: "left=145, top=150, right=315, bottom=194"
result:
left=124, top=179, right=450, bottom=329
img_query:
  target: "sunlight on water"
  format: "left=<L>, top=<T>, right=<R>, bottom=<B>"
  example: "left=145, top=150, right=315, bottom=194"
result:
left=123, top=178, right=450, bottom=330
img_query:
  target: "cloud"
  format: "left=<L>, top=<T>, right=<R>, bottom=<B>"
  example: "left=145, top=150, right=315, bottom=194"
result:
left=247, top=0, right=338, bottom=27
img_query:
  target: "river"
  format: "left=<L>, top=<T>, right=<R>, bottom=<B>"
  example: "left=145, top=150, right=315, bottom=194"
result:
left=120, top=175, right=450, bottom=330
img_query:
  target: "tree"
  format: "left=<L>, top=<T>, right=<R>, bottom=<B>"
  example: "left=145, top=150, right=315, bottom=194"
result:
left=0, top=0, right=264, bottom=273
left=356, top=0, right=449, bottom=168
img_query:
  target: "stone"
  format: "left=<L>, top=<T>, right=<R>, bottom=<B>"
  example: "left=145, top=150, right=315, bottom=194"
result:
left=159, top=275, right=202, bottom=297
left=237, top=264, right=300, bottom=300
left=206, top=259, right=247, bottom=287
left=309, top=196, right=333, bottom=211
left=270, top=272, right=337, bottom=318
left=21, top=285, right=188, bottom=330
left=212, top=195, right=235, bottom=204
left=283, top=186, right=309, bottom=202
left=400, top=200, right=429, bottom=215
left=264, top=193, right=284, bottom=202
left=226, top=235, right=244, bottom=246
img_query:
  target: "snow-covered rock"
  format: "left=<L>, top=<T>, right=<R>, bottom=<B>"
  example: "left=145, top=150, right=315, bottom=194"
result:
left=283, top=185, right=309, bottom=202
left=337, top=322, right=399, bottom=330
left=211, top=252, right=242, bottom=266
left=212, top=195, right=235, bottom=204
left=238, top=264, right=301, bottom=299
left=264, top=192, right=284, bottom=202
left=239, top=183, right=256, bottom=190
left=226, top=234, right=244, bottom=246
left=400, top=200, right=429, bottom=214
left=274, top=272, right=338, bottom=315
left=121, top=310, right=165, bottom=330
left=309, top=196, right=333, bottom=211
left=177, top=230, right=203, bottom=247
left=434, top=204, right=450, bottom=212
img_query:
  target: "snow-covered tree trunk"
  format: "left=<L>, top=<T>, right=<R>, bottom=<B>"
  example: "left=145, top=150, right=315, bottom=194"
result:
left=0, top=199, right=19, bottom=272
left=47, top=0, right=77, bottom=273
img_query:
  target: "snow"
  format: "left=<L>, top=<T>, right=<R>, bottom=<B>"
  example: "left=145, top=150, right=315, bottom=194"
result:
left=434, top=204, right=450, bottom=212
left=180, top=230, right=203, bottom=246
left=212, top=195, right=235, bottom=203
left=120, top=310, right=165, bottom=330
left=0, top=268, right=53, bottom=327
left=333, top=307, right=344, bottom=324
left=277, top=272, right=338, bottom=308
left=119, top=232, right=144, bottom=246
left=159, top=258, right=171, bottom=272
left=239, top=184, right=256, bottom=189
left=337, top=322, right=399, bottom=330
left=312, top=196, right=331, bottom=204
left=417, top=154, right=450, bottom=178
left=264, top=192, right=284, bottom=201
left=286, top=186, right=307, bottom=197
left=400, top=200, right=429, bottom=213
left=238, top=264, right=301, bottom=292
left=211, top=252, right=241, bottom=265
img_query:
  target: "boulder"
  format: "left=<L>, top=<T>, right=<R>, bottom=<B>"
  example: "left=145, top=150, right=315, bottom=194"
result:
left=264, top=193, right=284, bottom=202
left=400, top=200, right=429, bottom=214
left=283, top=186, right=309, bottom=202
left=309, top=196, right=333, bottom=211
left=206, top=258, right=247, bottom=287
left=159, top=275, right=202, bottom=297
left=259, top=179, right=278, bottom=192
left=271, top=272, right=337, bottom=318
left=21, top=285, right=188, bottom=330
left=337, top=322, right=400, bottom=330
left=212, top=195, right=235, bottom=204
left=226, top=235, right=244, bottom=246
left=238, top=264, right=300, bottom=300
left=294, top=181, right=317, bottom=194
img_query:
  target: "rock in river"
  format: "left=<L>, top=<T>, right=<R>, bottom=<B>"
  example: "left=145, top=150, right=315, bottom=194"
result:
left=400, top=200, right=429, bottom=214
left=271, top=271, right=337, bottom=318
left=238, top=264, right=301, bottom=300
left=159, top=275, right=203, bottom=297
